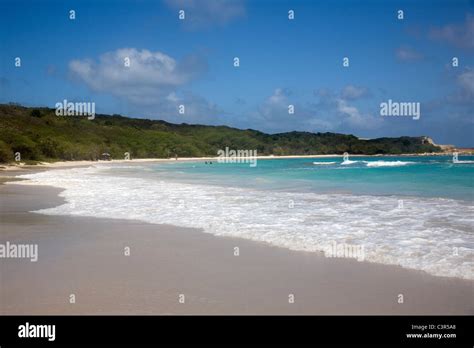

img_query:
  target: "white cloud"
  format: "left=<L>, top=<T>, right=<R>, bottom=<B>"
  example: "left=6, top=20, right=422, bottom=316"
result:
left=165, top=91, right=224, bottom=124
left=457, top=68, right=474, bottom=96
left=267, top=88, right=287, bottom=104
left=69, top=48, right=206, bottom=105
left=249, top=88, right=293, bottom=130
left=244, top=87, right=380, bottom=134
left=341, top=85, right=369, bottom=100
left=69, top=48, right=224, bottom=123
left=396, top=46, right=423, bottom=62
left=336, top=98, right=380, bottom=129
left=443, top=67, right=474, bottom=108
left=429, top=14, right=474, bottom=50
left=241, top=88, right=310, bottom=133
left=337, top=99, right=361, bottom=121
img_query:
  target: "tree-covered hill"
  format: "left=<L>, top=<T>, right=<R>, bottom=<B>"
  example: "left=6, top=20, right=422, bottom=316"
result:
left=0, top=104, right=441, bottom=163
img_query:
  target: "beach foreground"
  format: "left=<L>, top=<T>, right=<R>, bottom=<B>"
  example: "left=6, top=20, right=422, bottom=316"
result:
left=0, top=176, right=472, bottom=315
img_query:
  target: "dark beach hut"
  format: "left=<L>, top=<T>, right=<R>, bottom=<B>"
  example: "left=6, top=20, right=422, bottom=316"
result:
left=101, top=152, right=111, bottom=161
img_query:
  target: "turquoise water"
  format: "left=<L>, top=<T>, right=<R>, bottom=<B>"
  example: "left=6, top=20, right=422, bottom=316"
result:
left=147, top=156, right=474, bottom=201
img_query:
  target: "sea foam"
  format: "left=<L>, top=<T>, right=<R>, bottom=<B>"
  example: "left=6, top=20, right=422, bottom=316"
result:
left=341, top=159, right=413, bottom=167
left=364, top=160, right=413, bottom=167
left=313, top=161, right=336, bottom=165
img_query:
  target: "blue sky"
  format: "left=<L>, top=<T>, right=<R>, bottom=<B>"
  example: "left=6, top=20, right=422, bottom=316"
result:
left=1, top=0, right=473, bottom=146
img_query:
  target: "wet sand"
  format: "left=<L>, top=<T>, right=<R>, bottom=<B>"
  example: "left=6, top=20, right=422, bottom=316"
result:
left=0, top=176, right=473, bottom=315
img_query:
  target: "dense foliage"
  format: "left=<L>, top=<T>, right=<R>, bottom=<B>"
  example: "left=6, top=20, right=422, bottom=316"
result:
left=0, top=104, right=441, bottom=163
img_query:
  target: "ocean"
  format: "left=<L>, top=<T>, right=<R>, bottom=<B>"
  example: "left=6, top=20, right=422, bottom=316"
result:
left=15, top=155, right=474, bottom=279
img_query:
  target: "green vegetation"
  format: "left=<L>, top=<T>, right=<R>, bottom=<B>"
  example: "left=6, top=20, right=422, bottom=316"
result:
left=0, top=104, right=441, bottom=163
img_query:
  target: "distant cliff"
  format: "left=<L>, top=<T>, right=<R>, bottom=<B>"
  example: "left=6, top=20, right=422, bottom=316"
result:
left=0, top=104, right=442, bottom=163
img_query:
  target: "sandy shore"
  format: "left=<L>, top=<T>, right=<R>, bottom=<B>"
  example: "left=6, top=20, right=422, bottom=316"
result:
left=0, top=171, right=473, bottom=315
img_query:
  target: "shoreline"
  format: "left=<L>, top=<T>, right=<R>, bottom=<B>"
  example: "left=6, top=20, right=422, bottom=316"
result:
left=0, top=151, right=468, bottom=172
left=0, top=168, right=473, bottom=314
